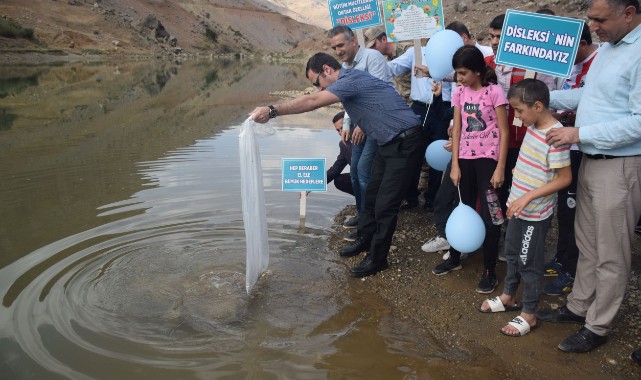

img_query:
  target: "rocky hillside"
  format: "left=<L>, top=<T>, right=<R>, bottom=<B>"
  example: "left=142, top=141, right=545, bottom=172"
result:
left=0, top=0, right=590, bottom=62
left=0, top=0, right=323, bottom=59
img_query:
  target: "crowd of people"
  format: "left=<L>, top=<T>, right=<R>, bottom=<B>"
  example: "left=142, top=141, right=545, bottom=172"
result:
left=250, top=0, right=641, bottom=364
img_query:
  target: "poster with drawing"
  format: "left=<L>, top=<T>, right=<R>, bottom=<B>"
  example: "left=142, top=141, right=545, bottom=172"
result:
left=381, top=0, right=444, bottom=41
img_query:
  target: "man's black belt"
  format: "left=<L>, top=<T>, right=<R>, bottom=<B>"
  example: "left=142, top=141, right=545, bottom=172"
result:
left=395, top=125, right=422, bottom=139
left=412, top=100, right=431, bottom=108
left=584, top=153, right=626, bottom=160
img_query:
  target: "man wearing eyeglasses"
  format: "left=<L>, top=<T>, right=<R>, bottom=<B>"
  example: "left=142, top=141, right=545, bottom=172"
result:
left=250, top=52, right=422, bottom=278
left=327, top=25, right=393, bottom=237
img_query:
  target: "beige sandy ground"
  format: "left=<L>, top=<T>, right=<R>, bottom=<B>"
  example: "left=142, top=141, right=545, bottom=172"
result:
left=328, top=204, right=641, bottom=379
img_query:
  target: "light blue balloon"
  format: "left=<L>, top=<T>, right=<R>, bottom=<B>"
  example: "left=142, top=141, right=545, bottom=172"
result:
left=425, top=139, right=452, bottom=171
left=445, top=204, right=486, bottom=253
left=425, top=30, right=464, bottom=80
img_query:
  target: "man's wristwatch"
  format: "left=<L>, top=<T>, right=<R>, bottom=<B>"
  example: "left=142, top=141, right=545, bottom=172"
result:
left=268, top=105, right=278, bottom=119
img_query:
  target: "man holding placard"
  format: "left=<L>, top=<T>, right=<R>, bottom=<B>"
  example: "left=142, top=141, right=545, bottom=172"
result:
left=537, top=0, right=641, bottom=355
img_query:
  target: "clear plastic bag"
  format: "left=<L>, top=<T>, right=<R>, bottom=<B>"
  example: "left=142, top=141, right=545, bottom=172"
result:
left=239, top=118, right=270, bottom=293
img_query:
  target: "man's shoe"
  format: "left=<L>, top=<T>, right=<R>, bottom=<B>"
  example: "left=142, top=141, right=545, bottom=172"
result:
left=421, top=236, right=451, bottom=252
left=342, top=216, right=359, bottom=229
left=476, top=270, right=498, bottom=294
left=423, top=202, right=434, bottom=212
left=544, top=258, right=562, bottom=276
left=343, top=230, right=358, bottom=242
left=558, top=327, right=608, bottom=353
left=543, top=271, right=574, bottom=296
left=632, top=347, right=641, bottom=364
left=340, top=238, right=367, bottom=257
left=432, top=258, right=462, bottom=276
left=399, top=200, right=418, bottom=211
left=349, top=255, right=389, bottom=277
left=535, top=305, right=585, bottom=324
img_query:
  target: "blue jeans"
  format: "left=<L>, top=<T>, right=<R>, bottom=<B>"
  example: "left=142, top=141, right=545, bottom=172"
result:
left=350, top=136, right=378, bottom=214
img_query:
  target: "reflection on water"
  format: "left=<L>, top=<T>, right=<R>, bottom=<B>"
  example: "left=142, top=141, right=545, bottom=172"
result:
left=0, top=60, right=452, bottom=379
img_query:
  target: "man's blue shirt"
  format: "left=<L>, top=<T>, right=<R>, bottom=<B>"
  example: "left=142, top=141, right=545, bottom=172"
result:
left=327, top=68, right=420, bottom=145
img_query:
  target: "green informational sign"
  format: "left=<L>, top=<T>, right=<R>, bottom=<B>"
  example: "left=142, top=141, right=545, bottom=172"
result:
left=328, top=0, right=382, bottom=30
left=496, top=10, right=584, bottom=78
left=282, top=158, right=327, bottom=192
left=381, top=0, right=444, bottom=41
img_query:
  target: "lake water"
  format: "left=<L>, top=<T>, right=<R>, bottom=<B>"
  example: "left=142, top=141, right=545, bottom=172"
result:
left=0, top=59, right=454, bottom=379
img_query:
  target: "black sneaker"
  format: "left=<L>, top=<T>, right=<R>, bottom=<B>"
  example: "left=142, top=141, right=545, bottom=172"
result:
left=432, top=258, right=462, bottom=276
left=544, top=258, right=562, bottom=276
left=342, top=216, right=358, bottom=229
left=543, top=271, right=574, bottom=296
left=343, top=230, right=358, bottom=242
left=476, top=270, right=498, bottom=294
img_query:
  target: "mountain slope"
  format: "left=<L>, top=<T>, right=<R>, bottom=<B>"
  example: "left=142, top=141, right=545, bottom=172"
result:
left=0, top=0, right=323, bottom=57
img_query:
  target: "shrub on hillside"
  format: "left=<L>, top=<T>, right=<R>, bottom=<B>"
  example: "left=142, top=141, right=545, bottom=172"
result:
left=205, top=27, right=218, bottom=43
left=0, top=18, right=34, bottom=39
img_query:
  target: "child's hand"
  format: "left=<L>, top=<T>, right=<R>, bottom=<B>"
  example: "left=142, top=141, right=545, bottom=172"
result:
left=450, top=166, right=461, bottom=187
left=490, top=169, right=504, bottom=189
left=507, top=196, right=530, bottom=219
left=432, top=81, right=442, bottom=96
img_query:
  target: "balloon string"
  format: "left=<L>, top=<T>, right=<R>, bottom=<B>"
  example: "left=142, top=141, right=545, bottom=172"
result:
left=422, top=99, right=432, bottom=127
left=457, top=185, right=462, bottom=203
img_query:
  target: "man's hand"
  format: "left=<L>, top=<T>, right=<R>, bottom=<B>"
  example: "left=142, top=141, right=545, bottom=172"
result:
left=546, top=127, right=579, bottom=147
left=340, top=129, right=350, bottom=142
left=414, top=64, right=430, bottom=77
left=352, top=126, right=365, bottom=145
left=249, top=106, right=270, bottom=124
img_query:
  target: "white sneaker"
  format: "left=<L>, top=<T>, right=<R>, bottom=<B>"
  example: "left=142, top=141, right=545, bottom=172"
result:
left=421, top=236, right=451, bottom=252
left=442, top=250, right=450, bottom=260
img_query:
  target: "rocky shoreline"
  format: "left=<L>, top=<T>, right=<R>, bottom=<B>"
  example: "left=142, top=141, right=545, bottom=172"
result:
left=327, top=204, right=641, bottom=378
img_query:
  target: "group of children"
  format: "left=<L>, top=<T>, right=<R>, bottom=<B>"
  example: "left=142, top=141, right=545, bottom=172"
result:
left=417, top=43, right=573, bottom=337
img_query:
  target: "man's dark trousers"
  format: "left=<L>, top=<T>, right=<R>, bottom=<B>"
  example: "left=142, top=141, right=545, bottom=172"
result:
left=358, top=130, right=424, bottom=264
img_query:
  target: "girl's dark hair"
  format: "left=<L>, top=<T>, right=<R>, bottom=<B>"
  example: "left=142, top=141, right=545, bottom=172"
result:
left=451, top=45, right=497, bottom=86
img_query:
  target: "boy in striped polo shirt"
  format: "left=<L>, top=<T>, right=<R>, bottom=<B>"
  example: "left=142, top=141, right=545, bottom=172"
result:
left=478, top=79, right=571, bottom=337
